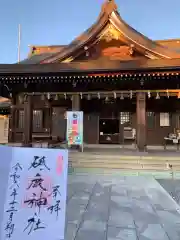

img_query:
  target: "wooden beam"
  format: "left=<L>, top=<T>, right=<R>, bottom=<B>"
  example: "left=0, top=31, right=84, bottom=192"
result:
left=72, top=94, right=80, bottom=111
left=44, top=99, right=52, bottom=135
left=8, top=95, right=16, bottom=143
left=136, top=92, right=146, bottom=151
left=23, top=95, right=33, bottom=146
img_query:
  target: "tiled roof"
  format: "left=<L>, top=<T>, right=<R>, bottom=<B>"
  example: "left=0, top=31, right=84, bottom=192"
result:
left=19, top=53, right=53, bottom=64
left=0, top=58, right=180, bottom=75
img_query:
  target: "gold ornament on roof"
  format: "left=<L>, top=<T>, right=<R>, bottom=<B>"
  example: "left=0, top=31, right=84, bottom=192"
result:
left=61, top=56, right=74, bottom=63
left=100, top=24, right=121, bottom=42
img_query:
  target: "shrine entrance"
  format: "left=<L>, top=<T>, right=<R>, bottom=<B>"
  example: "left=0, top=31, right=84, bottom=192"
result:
left=99, top=118, right=120, bottom=144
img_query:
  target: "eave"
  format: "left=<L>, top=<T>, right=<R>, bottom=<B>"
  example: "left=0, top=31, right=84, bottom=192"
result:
left=1, top=58, right=180, bottom=77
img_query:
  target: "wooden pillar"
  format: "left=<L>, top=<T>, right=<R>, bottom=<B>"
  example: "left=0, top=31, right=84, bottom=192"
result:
left=72, top=94, right=80, bottom=111
left=136, top=92, right=146, bottom=151
left=23, top=95, right=33, bottom=146
left=8, top=95, right=16, bottom=143
left=45, top=100, right=52, bottom=135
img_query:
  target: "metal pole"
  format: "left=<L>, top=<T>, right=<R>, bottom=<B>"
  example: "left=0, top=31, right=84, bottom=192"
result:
left=18, top=24, right=21, bottom=63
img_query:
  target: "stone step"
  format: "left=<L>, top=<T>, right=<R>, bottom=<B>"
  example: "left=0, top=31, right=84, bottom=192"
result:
left=69, top=154, right=140, bottom=160
left=69, top=153, right=180, bottom=161
left=71, top=168, right=173, bottom=179
left=68, top=152, right=180, bottom=172
left=69, top=157, right=179, bottom=166
left=73, top=167, right=173, bottom=174
left=71, top=162, right=170, bottom=170
left=69, top=158, right=140, bottom=164
left=71, top=162, right=141, bottom=169
left=69, top=161, right=167, bottom=169
left=139, top=160, right=180, bottom=165
left=69, top=157, right=170, bottom=164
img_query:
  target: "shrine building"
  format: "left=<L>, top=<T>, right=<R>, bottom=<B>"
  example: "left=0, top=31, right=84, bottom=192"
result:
left=1, top=0, right=180, bottom=151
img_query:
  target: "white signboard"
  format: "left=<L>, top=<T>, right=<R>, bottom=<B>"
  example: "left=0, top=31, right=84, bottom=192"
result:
left=0, top=146, right=68, bottom=240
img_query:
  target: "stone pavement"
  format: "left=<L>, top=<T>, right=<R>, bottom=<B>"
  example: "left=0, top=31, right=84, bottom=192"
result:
left=158, top=179, right=180, bottom=205
left=65, top=174, right=180, bottom=240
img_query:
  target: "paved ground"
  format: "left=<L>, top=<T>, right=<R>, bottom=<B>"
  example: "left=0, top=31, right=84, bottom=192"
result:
left=65, top=174, right=180, bottom=240
left=158, top=179, right=180, bottom=205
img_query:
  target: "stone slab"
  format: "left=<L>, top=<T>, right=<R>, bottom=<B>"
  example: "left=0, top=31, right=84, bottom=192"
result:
left=65, top=174, right=180, bottom=240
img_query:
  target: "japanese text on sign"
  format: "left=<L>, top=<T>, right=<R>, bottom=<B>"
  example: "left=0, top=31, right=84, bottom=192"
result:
left=1, top=147, right=68, bottom=240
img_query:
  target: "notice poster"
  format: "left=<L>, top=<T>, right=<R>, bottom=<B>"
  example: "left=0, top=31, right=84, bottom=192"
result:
left=0, top=146, right=68, bottom=240
left=66, top=111, right=83, bottom=147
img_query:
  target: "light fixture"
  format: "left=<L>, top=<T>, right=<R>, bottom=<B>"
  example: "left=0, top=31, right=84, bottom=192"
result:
left=113, top=92, right=117, bottom=99
left=80, top=93, right=83, bottom=99
left=166, top=89, right=169, bottom=98
left=97, top=92, right=100, bottom=99
left=120, top=92, right=124, bottom=100
left=156, top=92, right=160, bottom=99
left=64, top=93, right=67, bottom=100
left=177, top=91, right=180, bottom=99
left=147, top=91, right=151, bottom=98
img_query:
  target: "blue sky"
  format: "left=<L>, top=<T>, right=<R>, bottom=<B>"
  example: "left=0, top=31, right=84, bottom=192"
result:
left=0, top=0, right=179, bottom=63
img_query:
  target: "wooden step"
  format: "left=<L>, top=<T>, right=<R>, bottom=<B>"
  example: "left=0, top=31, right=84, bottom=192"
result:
left=71, top=162, right=170, bottom=170
left=140, top=159, right=180, bottom=164
left=140, top=156, right=180, bottom=161
left=71, top=162, right=141, bottom=169
left=68, top=152, right=180, bottom=172
left=71, top=165, right=170, bottom=172
left=69, top=154, right=140, bottom=160
left=69, top=158, right=139, bottom=164
left=70, top=158, right=169, bottom=166
left=141, top=165, right=168, bottom=170
left=69, top=154, right=180, bottom=162
left=69, top=158, right=169, bottom=165
left=70, top=161, right=171, bottom=170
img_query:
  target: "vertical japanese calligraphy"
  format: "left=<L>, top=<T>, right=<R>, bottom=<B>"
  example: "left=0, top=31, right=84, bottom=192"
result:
left=47, top=185, right=61, bottom=219
left=1, top=147, right=68, bottom=240
left=24, top=155, right=51, bottom=234
left=5, top=163, right=22, bottom=238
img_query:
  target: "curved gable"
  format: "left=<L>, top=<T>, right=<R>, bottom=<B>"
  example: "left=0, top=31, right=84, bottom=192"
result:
left=36, top=0, right=180, bottom=64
